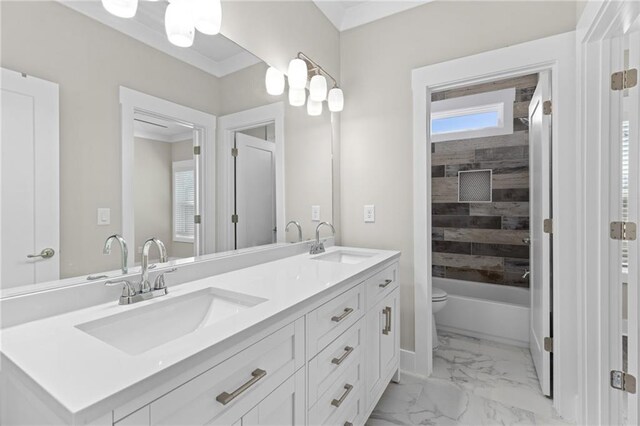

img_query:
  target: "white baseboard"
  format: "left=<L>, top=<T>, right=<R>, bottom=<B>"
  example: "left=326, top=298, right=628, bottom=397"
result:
left=400, top=348, right=416, bottom=373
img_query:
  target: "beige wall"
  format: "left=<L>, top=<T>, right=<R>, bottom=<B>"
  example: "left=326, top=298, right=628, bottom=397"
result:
left=339, top=1, right=578, bottom=351
left=1, top=1, right=220, bottom=277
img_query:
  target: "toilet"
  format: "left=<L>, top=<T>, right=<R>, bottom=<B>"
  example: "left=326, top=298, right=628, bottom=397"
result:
left=432, top=287, right=448, bottom=350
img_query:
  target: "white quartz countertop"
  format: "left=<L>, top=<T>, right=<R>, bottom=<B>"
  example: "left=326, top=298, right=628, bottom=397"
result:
left=0, top=246, right=399, bottom=422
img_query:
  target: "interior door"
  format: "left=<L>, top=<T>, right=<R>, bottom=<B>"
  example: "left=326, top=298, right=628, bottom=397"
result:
left=529, top=70, right=552, bottom=396
left=234, top=132, right=276, bottom=250
left=609, top=24, right=640, bottom=426
left=0, top=68, right=59, bottom=289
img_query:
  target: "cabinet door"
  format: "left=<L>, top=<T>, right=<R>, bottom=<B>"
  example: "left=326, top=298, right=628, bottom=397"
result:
left=241, top=369, right=305, bottom=426
left=380, top=288, right=400, bottom=379
left=364, top=302, right=382, bottom=408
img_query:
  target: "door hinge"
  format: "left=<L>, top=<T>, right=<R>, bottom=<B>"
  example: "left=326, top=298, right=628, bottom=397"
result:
left=543, top=100, right=552, bottom=115
left=611, top=69, right=638, bottom=90
left=231, top=147, right=238, bottom=157
left=611, top=370, right=636, bottom=394
left=193, top=146, right=201, bottom=155
left=610, top=221, right=637, bottom=241
left=231, top=214, right=238, bottom=224
left=543, top=218, right=553, bottom=234
left=194, top=214, right=201, bottom=224
left=544, top=337, right=553, bottom=353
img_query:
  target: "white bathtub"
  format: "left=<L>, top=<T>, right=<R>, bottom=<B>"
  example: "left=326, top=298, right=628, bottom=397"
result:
left=433, top=277, right=530, bottom=347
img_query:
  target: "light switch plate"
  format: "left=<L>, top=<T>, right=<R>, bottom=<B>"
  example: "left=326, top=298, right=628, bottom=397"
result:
left=311, top=205, right=320, bottom=222
left=97, top=208, right=110, bottom=226
left=364, top=205, right=375, bottom=223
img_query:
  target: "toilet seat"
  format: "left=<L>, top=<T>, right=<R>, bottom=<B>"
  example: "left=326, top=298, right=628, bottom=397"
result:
left=432, top=287, right=448, bottom=302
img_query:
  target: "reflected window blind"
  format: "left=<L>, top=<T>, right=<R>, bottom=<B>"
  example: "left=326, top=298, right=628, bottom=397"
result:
left=173, top=161, right=195, bottom=242
left=622, top=120, right=630, bottom=273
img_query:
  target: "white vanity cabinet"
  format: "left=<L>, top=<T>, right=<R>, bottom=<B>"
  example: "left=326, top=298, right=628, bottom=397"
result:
left=1, top=249, right=400, bottom=426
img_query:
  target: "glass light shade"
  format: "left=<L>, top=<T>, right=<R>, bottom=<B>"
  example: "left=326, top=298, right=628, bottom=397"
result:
left=289, top=88, right=306, bottom=107
left=309, top=75, right=327, bottom=102
left=265, top=67, right=285, bottom=96
left=165, top=1, right=195, bottom=48
left=287, top=58, right=308, bottom=90
left=307, top=98, right=323, bottom=116
left=101, top=0, right=138, bottom=18
left=194, top=0, right=222, bottom=35
left=328, top=87, right=344, bottom=112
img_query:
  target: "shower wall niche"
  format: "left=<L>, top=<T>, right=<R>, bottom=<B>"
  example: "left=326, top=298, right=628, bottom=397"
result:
left=431, top=74, right=537, bottom=287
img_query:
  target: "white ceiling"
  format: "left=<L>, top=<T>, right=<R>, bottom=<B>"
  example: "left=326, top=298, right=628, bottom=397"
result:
left=59, top=0, right=261, bottom=77
left=313, top=0, right=432, bottom=31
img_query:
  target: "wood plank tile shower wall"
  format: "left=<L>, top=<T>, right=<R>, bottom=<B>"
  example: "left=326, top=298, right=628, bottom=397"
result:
left=431, top=74, right=537, bottom=288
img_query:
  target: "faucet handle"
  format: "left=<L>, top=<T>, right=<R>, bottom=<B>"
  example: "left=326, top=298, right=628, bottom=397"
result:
left=105, top=280, right=136, bottom=297
left=154, top=268, right=178, bottom=290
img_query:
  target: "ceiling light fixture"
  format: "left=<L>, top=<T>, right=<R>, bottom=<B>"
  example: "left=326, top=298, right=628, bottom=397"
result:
left=265, top=67, right=285, bottom=96
left=165, top=0, right=195, bottom=48
left=101, top=0, right=138, bottom=18
left=101, top=0, right=222, bottom=48
left=267, top=52, right=343, bottom=115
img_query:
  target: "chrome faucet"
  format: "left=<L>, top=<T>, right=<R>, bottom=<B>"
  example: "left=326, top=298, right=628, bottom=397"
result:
left=104, top=237, right=174, bottom=305
left=103, top=234, right=128, bottom=274
left=286, top=220, right=303, bottom=242
left=140, top=237, right=168, bottom=293
left=310, top=222, right=336, bottom=255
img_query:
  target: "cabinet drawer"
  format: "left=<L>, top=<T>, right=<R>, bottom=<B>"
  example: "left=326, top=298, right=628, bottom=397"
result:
left=307, top=284, right=363, bottom=358
left=150, top=319, right=304, bottom=426
left=309, top=352, right=362, bottom=425
left=364, top=263, right=398, bottom=311
left=308, top=319, right=363, bottom=405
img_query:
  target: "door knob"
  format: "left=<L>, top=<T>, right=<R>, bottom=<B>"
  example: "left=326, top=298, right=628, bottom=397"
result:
left=522, top=237, right=531, bottom=245
left=522, top=269, right=530, bottom=279
left=27, top=248, right=55, bottom=259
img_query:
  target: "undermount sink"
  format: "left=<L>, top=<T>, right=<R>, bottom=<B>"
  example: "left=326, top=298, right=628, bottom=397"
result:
left=312, top=250, right=375, bottom=265
left=76, top=288, right=267, bottom=355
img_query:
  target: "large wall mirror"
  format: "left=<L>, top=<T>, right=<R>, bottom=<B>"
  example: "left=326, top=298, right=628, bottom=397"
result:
left=0, top=0, right=334, bottom=296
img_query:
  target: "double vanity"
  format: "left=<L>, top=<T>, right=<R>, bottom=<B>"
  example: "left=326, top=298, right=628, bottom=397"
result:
left=0, top=246, right=400, bottom=425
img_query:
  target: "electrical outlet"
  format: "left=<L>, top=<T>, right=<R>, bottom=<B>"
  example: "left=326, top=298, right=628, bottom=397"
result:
left=97, top=208, right=110, bottom=226
left=364, top=205, right=375, bottom=223
left=311, top=205, right=321, bottom=222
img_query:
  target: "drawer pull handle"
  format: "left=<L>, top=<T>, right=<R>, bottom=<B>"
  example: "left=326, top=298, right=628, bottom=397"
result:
left=331, top=346, right=354, bottom=365
left=382, top=306, right=392, bottom=335
left=331, top=383, right=354, bottom=408
left=331, top=307, right=354, bottom=323
left=216, top=368, right=266, bottom=405
left=379, top=279, right=392, bottom=288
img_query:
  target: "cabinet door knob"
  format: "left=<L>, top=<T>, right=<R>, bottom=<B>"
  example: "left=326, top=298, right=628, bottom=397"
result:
left=382, top=306, right=392, bottom=335
left=216, top=368, right=266, bottom=405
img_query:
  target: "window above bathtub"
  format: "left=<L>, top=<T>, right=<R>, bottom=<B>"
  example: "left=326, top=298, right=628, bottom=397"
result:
left=431, top=88, right=515, bottom=142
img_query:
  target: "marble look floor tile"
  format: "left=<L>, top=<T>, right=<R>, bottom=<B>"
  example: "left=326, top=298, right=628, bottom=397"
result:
left=368, top=332, right=572, bottom=425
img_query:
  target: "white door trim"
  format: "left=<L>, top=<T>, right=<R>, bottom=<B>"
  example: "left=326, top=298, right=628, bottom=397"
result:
left=120, top=87, right=216, bottom=264
left=411, top=31, right=577, bottom=420
left=216, top=102, right=285, bottom=252
left=577, top=1, right=640, bottom=424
